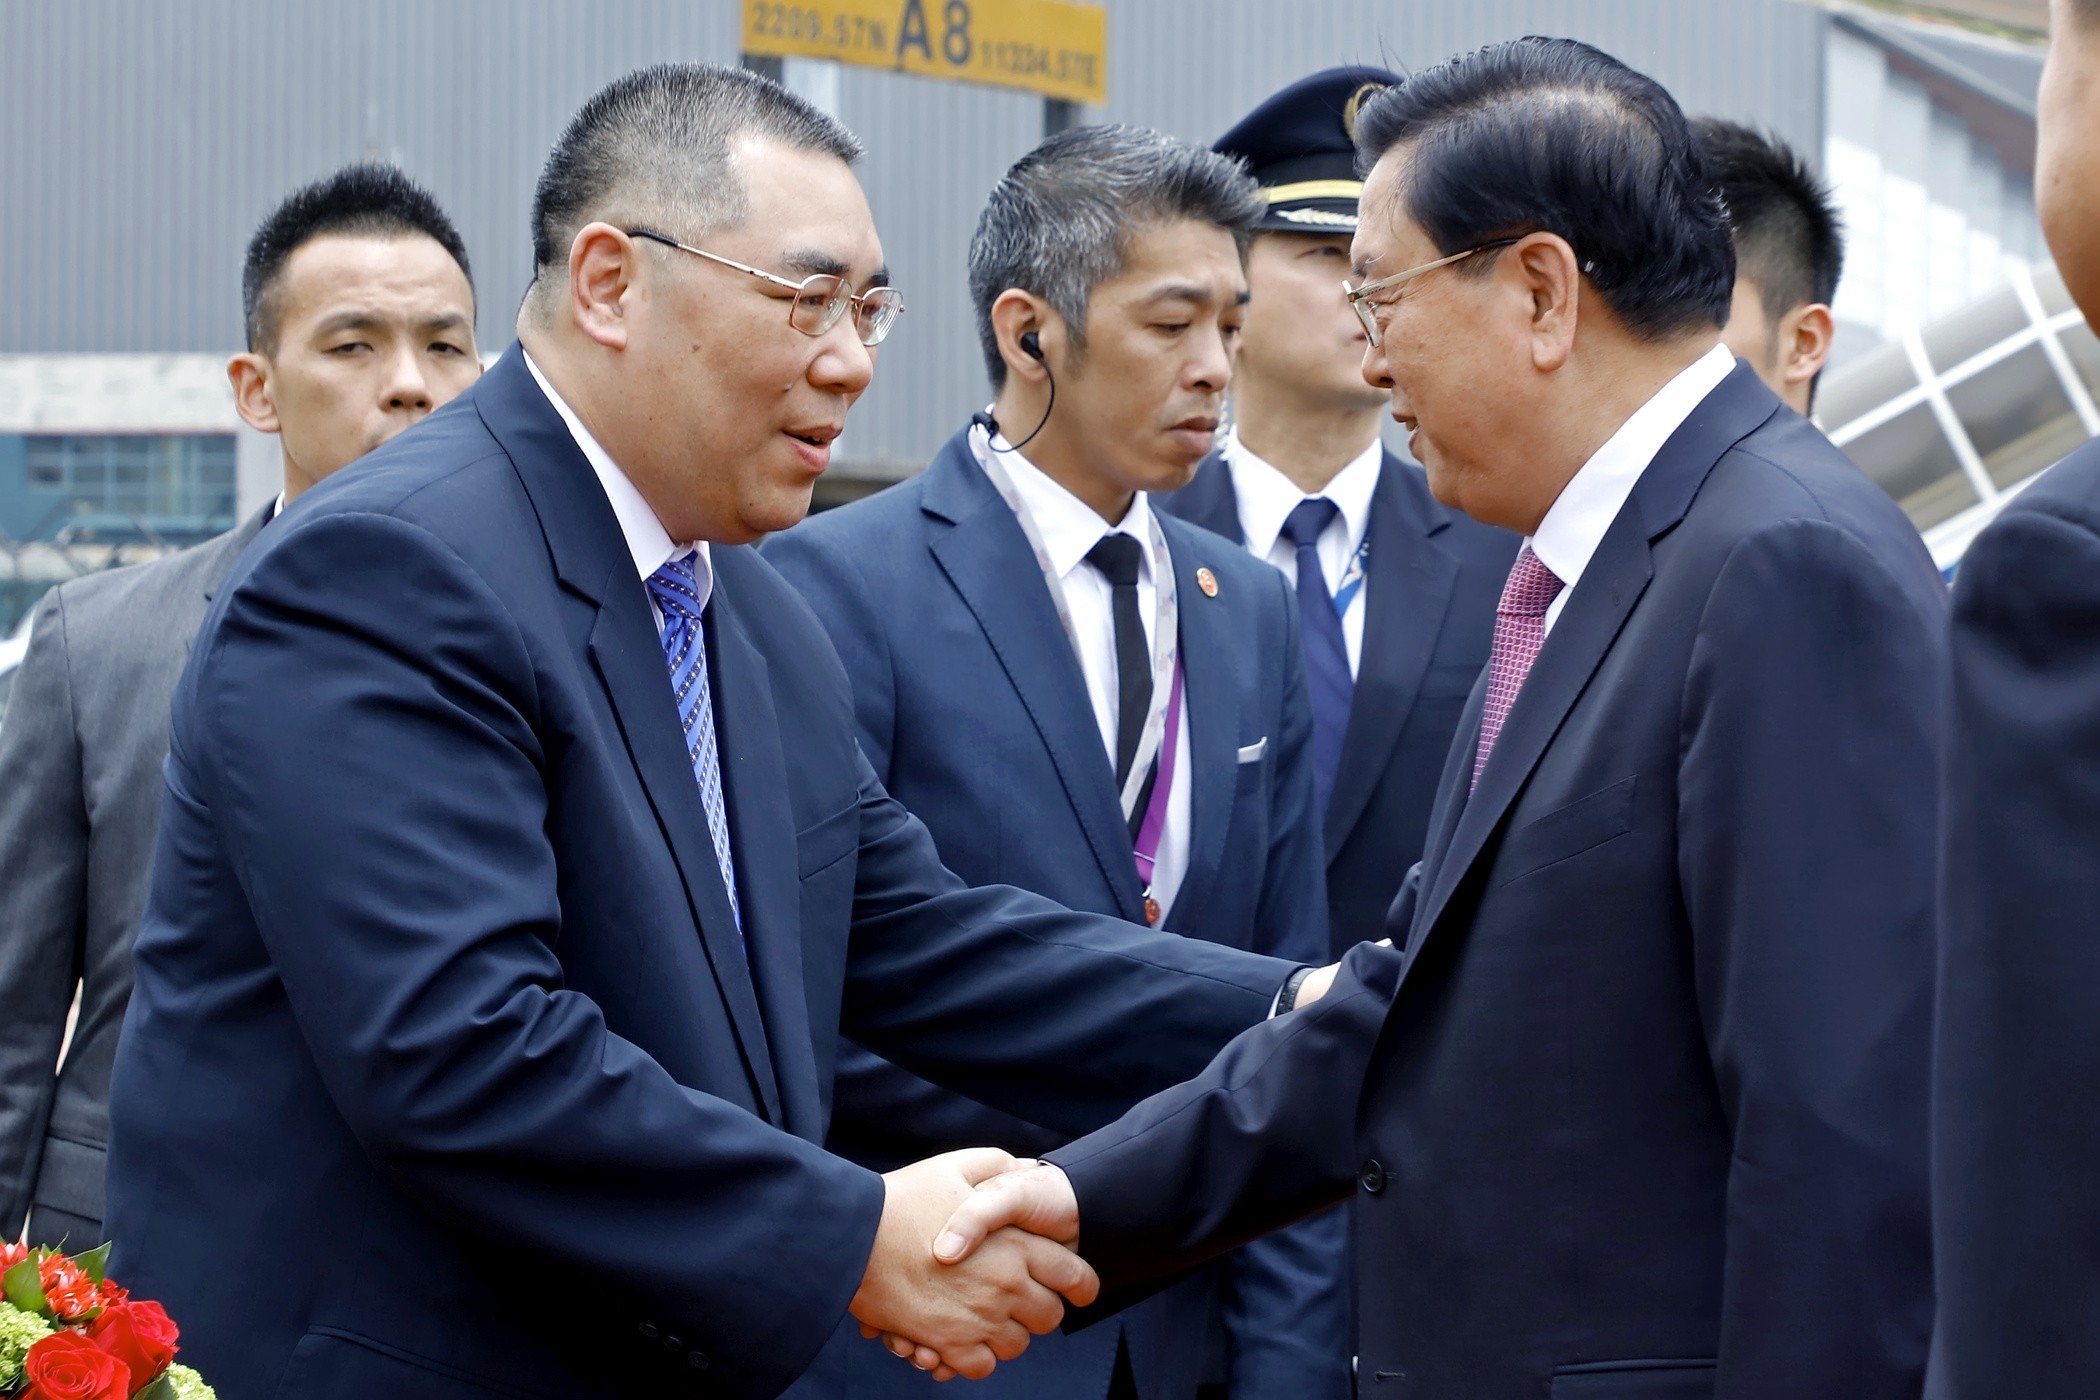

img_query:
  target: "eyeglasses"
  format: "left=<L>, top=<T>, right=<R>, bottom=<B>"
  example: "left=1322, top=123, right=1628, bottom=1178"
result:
left=1342, top=238, right=1522, bottom=346
left=626, top=227, right=905, bottom=347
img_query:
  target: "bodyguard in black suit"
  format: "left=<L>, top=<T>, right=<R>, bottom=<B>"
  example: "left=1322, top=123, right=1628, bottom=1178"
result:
left=102, top=67, right=1305, bottom=1400
left=1930, top=2, right=2100, bottom=1393
left=1160, top=67, right=1516, bottom=953
left=771, top=126, right=1346, bottom=1400
left=928, top=40, right=1943, bottom=1400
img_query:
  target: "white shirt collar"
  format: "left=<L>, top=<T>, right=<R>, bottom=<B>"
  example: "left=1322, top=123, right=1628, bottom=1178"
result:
left=973, top=418, right=1162, bottom=585
left=1528, top=343, right=1735, bottom=597
left=523, top=349, right=711, bottom=606
left=1222, top=425, right=1381, bottom=559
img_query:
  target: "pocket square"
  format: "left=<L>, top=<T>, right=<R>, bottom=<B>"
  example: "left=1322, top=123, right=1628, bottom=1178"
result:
left=1236, top=737, right=1268, bottom=764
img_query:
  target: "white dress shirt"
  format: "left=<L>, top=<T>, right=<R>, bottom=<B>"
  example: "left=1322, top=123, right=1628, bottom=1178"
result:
left=1529, top=343, right=1736, bottom=635
left=524, top=350, right=713, bottom=623
left=973, top=430, right=1192, bottom=921
left=1223, top=426, right=1382, bottom=676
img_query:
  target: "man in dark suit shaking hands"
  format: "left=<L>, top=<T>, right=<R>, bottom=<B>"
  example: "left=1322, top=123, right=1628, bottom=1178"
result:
left=102, top=65, right=1315, bottom=1400
left=1931, top=1, right=2100, bottom=1393
left=928, top=38, right=1947, bottom=1400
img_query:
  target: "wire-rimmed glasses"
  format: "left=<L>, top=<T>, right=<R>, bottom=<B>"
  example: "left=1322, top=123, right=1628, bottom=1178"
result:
left=627, top=226, right=905, bottom=347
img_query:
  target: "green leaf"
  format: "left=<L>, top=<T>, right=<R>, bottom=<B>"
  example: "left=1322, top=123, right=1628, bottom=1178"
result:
left=131, top=1373, right=179, bottom=1400
left=71, top=1242, right=111, bottom=1286
left=1, top=1257, right=46, bottom=1315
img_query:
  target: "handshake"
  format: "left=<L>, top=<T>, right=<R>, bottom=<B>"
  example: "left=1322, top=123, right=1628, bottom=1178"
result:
left=846, top=1148, right=1088, bottom=1382
left=844, top=957, right=1350, bottom=1381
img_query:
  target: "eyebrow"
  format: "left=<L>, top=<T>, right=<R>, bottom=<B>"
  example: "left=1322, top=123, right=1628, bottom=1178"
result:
left=779, top=247, right=890, bottom=287
left=310, top=309, right=471, bottom=337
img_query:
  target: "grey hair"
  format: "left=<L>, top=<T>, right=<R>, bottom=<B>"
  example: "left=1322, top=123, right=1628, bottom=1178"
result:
left=528, top=63, right=861, bottom=300
left=967, top=124, right=1262, bottom=387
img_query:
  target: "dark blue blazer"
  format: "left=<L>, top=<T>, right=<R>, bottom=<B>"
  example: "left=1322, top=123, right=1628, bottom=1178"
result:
left=1042, top=366, right=1946, bottom=1400
left=101, top=349, right=1294, bottom=1400
left=1158, top=451, right=1516, bottom=951
left=1929, top=439, right=2100, bottom=1400
left=765, top=427, right=1348, bottom=1400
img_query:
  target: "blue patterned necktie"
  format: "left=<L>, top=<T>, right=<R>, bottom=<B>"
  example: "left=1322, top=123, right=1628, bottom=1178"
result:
left=645, top=552, right=741, bottom=936
left=1282, top=497, right=1355, bottom=816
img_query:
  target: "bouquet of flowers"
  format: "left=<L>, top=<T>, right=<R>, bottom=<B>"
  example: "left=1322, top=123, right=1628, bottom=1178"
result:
left=0, top=1244, right=213, bottom=1400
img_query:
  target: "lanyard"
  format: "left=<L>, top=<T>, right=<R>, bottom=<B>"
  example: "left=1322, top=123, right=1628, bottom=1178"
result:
left=1332, top=531, right=1372, bottom=616
left=971, top=423, right=1182, bottom=823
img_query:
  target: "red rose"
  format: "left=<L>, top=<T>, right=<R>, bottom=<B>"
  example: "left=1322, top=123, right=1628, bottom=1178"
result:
left=37, top=1256, right=97, bottom=1322
left=85, top=1299, right=179, bottom=1395
left=18, top=1332, right=129, bottom=1400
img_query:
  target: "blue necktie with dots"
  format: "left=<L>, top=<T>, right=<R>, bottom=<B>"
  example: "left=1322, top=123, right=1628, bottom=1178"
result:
left=645, top=552, right=741, bottom=936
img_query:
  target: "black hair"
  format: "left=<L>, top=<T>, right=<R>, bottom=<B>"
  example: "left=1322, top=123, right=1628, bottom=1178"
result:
left=968, top=124, right=1262, bottom=388
left=242, top=163, right=471, bottom=353
left=530, top=63, right=860, bottom=288
left=1354, top=36, right=1734, bottom=341
left=1691, top=117, right=1845, bottom=324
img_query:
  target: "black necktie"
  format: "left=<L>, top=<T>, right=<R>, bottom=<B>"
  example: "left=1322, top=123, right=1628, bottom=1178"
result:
left=1085, top=533, right=1151, bottom=788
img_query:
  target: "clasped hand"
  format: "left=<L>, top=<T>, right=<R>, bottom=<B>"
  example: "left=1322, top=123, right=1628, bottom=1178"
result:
left=848, top=1148, right=1088, bottom=1381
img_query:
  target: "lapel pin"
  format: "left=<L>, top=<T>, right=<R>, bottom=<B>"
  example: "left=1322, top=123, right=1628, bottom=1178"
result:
left=1196, top=567, right=1219, bottom=598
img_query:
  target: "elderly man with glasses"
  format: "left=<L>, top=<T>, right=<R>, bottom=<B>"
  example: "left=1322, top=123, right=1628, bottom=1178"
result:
left=924, top=36, right=1945, bottom=1400
left=100, top=64, right=1326, bottom=1400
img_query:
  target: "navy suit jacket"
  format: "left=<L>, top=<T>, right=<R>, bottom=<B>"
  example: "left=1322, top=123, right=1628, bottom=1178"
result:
left=765, top=427, right=1347, bottom=1400
left=1158, top=450, right=1516, bottom=951
left=102, top=348, right=1293, bottom=1400
left=1930, top=439, right=2100, bottom=1399
left=1042, top=366, right=1945, bottom=1400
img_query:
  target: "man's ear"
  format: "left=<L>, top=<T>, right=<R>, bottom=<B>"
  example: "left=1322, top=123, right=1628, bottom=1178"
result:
left=227, top=353, right=281, bottom=436
left=569, top=223, right=638, bottom=350
left=990, top=290, right=1058, bottom=385
left=1779, top=302, right=1836, bottom=391
left=1513, top=232, right=1582, bottom=374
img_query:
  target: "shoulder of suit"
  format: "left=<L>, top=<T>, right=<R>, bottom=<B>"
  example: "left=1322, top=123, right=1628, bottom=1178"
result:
left=49, top=518, right=246, bottom=625
left=1697, top=412, right=1921, bottom=544
left=1992, top=437, right=2100, bottom=537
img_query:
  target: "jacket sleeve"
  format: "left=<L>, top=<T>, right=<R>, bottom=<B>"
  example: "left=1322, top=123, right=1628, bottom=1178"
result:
left=1219, top=567, right=1352, bottom=1399
left=185, top=512, right=885, bottom=1399
left=0, top=587, right=90, bottom=1239
left=1932, top=496, right=2100, bottom=1397
left=1040, top=935, right=1403, bottom=1316
left=1677, top=517, right=1940, bottom=1399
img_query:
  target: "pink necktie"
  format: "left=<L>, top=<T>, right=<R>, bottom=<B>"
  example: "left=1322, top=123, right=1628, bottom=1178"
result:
left=1472, top=545, right=1564, bottom=791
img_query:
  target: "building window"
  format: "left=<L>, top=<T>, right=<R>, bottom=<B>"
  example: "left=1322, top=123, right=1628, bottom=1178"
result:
left=19, top=433, right=238, bottom=531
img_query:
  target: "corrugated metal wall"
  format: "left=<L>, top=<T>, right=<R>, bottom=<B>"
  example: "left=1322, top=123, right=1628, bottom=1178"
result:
left=2, top=0, right=1824, bottom=475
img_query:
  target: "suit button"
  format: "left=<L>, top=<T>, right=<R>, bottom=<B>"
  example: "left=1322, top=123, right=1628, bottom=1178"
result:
left=687, top=1352, right=712, bottom=1370
left=663, top=1333, right=684, bottom=1351
left=639, top=1323, right=661, bottom=1341
left=1359, top=1159, right=1387, bottom=1195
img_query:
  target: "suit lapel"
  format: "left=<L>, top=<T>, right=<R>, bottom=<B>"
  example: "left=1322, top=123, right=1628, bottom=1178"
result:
left=1412, top=362, right=1781, bottom=945
left=1159, top=518, right=1240, bottom=931
left=922, top=432, right=1145, bottom=918
left=1323, top=455, right=1461, bottom=861
left=708, top=555, right=817, bottom=1135
left=478, top=345, right=782, bottom=1122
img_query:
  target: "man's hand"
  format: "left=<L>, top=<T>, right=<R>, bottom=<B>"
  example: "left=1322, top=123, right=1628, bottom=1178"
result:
left=934, top=1159, right=1081, bottom=1265
left=848, top=1149, right=1098, bottom=1382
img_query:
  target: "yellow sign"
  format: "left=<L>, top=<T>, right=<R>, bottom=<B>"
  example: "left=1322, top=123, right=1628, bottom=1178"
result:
left=743, top=0, right=1109, bottom=105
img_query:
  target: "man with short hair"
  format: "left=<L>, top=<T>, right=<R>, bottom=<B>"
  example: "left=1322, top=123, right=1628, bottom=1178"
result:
left=101, top=65, right=1313, bottom=1400
left=1165, top=66, right=1516, bottom=954
left=0, top=162, right=479, bottom=1249
left=770, top=124, right=1348, bottom=1400
left=928, top=37, right=1945, bottom=1399
left=1931, top=0, right=2100, bottom=1392
left=1692, top=116, right=1845, bottom=417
